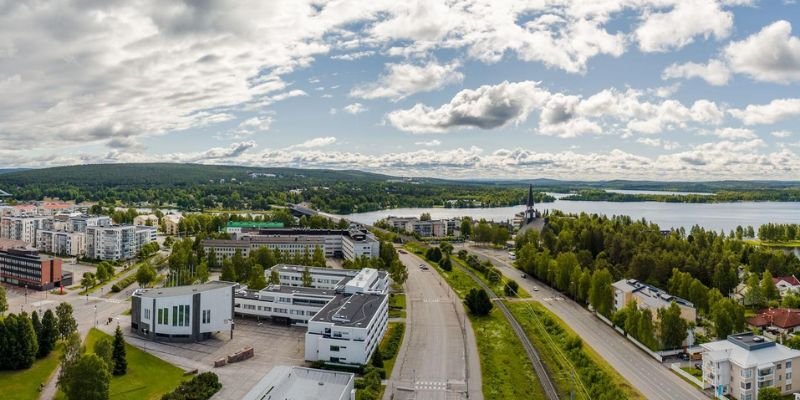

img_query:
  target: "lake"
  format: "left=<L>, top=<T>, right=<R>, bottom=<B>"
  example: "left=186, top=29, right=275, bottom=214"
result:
left=338, top=200, right=800, bottom=233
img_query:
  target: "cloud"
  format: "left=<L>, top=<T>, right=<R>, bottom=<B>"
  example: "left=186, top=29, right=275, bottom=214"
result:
left=351, top=61, right=463, bottom=101
left=414, top=139, right=442, bottom=147
left=288, top=137, right=337, bottom=149
left=712, top=127, right=758, bottom=140
left=386, top=81, right=550, bottom=133
left=343, top=103, right=367, bottom=115
left=772, top=130, right=793, bottom=138
left=636, top=137, right=680, bottom=150
left=662, top=59, right=732, bottom=86
left=634, top=0, right=734, bottom=52
left=331, top=51, right=375, bottom=61
left=724, top=20, right=800, bottom=83
left=729, top=98, right=800, bottom=125
left=217, top=116, right=274, bottom=140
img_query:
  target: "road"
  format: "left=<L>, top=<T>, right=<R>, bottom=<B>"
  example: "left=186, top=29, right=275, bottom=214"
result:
left=385, top=250, right=482, bottom=400
left=461, top=245, right=707, bottom=400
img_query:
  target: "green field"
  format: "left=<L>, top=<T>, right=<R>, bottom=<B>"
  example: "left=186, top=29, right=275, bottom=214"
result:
left=505, top=301, right=644, bottom=400
left=451, top=256, right=531, bottom=298
left=407, top=245, right=546, bottom=400
left=0, top=344, right=63, bottom=400
left=388, top=293, right=406, bottom=318
left=55, top=328, right=187, bottom=400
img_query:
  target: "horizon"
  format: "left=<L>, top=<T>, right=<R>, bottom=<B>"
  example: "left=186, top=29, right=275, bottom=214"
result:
left=1, top=1, right=800, bottom=180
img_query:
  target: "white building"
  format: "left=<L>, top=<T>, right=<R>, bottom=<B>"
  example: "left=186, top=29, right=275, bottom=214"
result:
left=36, top=230, right=85, bottom=256
left=0, top=216, right=50, bottom=246
left=243, top=366, right=355, bottom=400
left=131, top=281, right=235, bottom=341
left=68, top=214, right=112, bottom=233
left=384, top=216, right=459, bottom=237
left=702, top=332, right=800, bottom=399
left=85, top=225, right=156, bottom=260
left=133, top=214, right=159, bottom=227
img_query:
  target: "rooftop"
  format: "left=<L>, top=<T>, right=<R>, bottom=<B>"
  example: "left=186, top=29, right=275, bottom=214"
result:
left=236, top=284, right=338, bottom=300
left=613, top=279, right=694, bottom=309
left=311, top=292, right=386, bottom=327
left=243, top=366, right=354, bottom=400
left=227, top=221, right=284, bottom=229
left=773, top=275, right=800, bottom=287
left=134, top=281, right=235, bottom=298
left=747, top=308, right=800, bottom=329
left=701, top=332, right=800, bottom=367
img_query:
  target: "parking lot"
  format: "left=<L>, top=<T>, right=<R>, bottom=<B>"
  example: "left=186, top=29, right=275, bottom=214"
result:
left=98, top=316, right=308, bottom=400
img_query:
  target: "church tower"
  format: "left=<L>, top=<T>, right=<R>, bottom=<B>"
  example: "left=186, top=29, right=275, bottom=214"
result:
left=525, top=184, right=536, bottom=223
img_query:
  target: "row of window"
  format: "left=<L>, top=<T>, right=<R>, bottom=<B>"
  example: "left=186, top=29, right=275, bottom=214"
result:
left=156, top=305, right=191, bottom=327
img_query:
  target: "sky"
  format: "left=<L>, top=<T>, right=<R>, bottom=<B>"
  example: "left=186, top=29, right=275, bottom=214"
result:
left=2, top=0, right=800, bottom=180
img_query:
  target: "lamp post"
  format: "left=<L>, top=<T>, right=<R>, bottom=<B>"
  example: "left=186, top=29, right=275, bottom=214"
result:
left=94, top=305, right=97, bottom=326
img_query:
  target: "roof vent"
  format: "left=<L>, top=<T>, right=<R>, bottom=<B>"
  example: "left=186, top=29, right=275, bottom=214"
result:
left=753, top=337, right=764, bottom=342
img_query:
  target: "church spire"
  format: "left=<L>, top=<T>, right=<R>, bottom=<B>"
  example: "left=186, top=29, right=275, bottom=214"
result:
left=526, top=184, right=534, bottom=208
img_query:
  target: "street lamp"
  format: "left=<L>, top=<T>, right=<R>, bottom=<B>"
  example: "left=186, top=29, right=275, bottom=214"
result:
left=94, top=305, right=97, bottom=326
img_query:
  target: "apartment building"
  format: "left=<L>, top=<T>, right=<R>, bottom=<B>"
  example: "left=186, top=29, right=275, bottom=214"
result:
left=133, top=214, right=159, bottom=226
left=384, top=216, right=459, bottom=237
left=612, top=279, right=697, bottom=323
left=85, top=225, right=156, bottom=261
left=202, top=227, right=380, bottom=262
left=68, top=214, right=112, bottom=233
left=0, top=216, right=51, bottom=246
left=163, top=214, right=183, bottom=236
left=131, top=281, right=236, bottom=341
left=36, top=230, right=85, bottom=256
left=702, top=332, right=800, bottom=399
left=0, top=247, right=70, bottom=290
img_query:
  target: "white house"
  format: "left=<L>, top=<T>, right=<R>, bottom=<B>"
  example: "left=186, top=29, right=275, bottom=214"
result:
left=131, top=281, right=235, bottom=341
left=774, top=276, right=800, bottom=296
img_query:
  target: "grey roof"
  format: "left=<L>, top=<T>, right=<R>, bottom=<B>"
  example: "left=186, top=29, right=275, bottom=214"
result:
left=311, top=292, right=386, bottom=327
left=235, top=284, right=338, bottom=300
left=243, top=366, right=354, bottom=400
left=134, top=281, right=235, bottom=298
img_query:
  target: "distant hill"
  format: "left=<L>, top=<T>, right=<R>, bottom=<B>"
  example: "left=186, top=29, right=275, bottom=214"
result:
left=0, top=168, right=29, bottom=175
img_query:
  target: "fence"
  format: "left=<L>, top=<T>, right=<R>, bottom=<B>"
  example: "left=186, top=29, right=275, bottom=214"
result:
left=669, top=363, right=704, bottom=388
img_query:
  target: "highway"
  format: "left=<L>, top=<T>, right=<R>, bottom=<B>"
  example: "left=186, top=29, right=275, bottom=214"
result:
left=385, top=250, right=482, bottom=400
left=461, top=245, right=707, bottom=400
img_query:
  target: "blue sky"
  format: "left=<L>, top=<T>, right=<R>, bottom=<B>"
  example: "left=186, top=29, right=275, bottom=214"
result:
left=1, top=0, right=800, bottom=180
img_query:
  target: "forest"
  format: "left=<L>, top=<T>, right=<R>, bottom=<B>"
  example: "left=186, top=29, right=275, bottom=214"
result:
left=561, top=189, right=800, bottom=203
left=0, top=163, right=553, bottom=214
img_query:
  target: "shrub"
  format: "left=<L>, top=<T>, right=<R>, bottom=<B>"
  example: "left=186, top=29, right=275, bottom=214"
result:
left=161, top=372, right=222, bottom=400
left=380, top=323, right=404, bottom=360
left=111, top=274, right=137, bottom=292
left=464, top=289, right=493, bottom=316
left=504, top=280, right=519, bottom=297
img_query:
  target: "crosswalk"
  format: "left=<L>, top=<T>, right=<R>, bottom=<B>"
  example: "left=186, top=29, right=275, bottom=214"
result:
left=414, top=381, right=447, bottom=391
left=87, top=296, right=125, bottom=304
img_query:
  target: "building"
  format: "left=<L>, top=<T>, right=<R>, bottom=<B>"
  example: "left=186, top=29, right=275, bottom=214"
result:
left=243, top=366, right=355, bottom=400
left=85, top=225, right=156, bottom=260
left=36, top=230, right=85, bottom=257
left=131, top=281, right=235, bottom=341
left=133, top=214, right=159, bottom=227
left=0, top=247, right=70, bottom=290
left=747, top=309, right=800, bottom=335
left=202, top=227, right=379, bottom=262
left=225, top=221, right=284, bottom=236
left=774, top=276, right=800, bottom=296
left=612, top=279, right=697, bottom=323
left=68, top=215, right=112, bottom=233
left=384, top=216, right=459, bottom=238
left=163, top=214, right=182, bottom=236
left=235, top=266, right=389, bottom=365
left=702, top=332, right=800, bottom=399
left=0, top=216, right=51, bottom=246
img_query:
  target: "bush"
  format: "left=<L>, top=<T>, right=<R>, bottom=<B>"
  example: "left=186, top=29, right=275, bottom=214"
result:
left=504, top=280, right=520, bottom=297
left=439, top=256, right=452, bottom=272
left=380, top=323, right=404, bottom=360
left=161, top=372, right=222, bottom=400
left=464, top=289, right=493, bottom=316
left=111, top=274, right=137, bottom=292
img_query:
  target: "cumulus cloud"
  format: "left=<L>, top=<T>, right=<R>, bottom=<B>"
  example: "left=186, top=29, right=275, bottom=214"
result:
left=772, top=130, right=793, bottom=138
left=724, top=20, right=800, bottom=83
left=636, top=138, right=680, bottom=150
left=634, top=0, right=734, bottom=52
left=331, top=51, right=376, bottom=61
left=351, top=61, right=463, bottom=101
left=415, top=139, right=442, bottom=147
left=288, top=137, right=337, bottom=149
left=729, top=98, right=800, bottom=125
left=343, top=103, right=368, bottom=114
left=712, top=127, right=758, bottom=140
left=662, top=59, right=732, bottom=86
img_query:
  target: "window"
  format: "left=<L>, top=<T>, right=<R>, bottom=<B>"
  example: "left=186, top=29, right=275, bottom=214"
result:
left=201, top=310, right=211, bottom=324
left=184, top=305, right=190, bottom=326
left=330, top=346, right=340, bottom=352
left=787, top=372, right=793, bottom=380
left=173, top=306, right=178, bottom=326
left=787, top=384, right=792, bottom=391
left=788, top=361, right=793, bottom=369
left=741, top=382, right=751, bottom=390
left=777, top=363, right=782, bottom=370
left=742, top=368, right=753, bottom=378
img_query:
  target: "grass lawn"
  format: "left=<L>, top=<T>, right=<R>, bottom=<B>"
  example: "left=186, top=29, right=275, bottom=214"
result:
left=0, top=344, right=63, bottom=400
left=451, top=256, right=531, bottom=299
left=411, top=246, right=545, bottom=400
left=681, top=367, right=702, bottom=378
left=506, top=301, right=644, bottom=400
left=380, top=322, right=405, bottom=378
left=388, top=293, right=406, bottom=319
left=55, top=328, right=187, bottom=400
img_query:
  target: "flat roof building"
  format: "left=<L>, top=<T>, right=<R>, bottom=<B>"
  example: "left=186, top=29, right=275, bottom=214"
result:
left=131, top=281, right=236, bottom=342
left=0, top=247, right=70, bottom=290
left=242, top=366, right=354, bottom=400
left=612, top=278, right=696, bottom=323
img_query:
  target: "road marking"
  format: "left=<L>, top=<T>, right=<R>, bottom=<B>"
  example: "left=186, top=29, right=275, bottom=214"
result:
left=414, top=381, right=447, bottom=391
left=422, top=298, right=449, bottom=303
left=87, top=296, right=124, bottom=304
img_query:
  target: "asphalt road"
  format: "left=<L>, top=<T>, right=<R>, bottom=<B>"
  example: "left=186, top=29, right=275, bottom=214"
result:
left=385, top=250, right=482, bottom=400
left=462, top=245, right=708, bottom=400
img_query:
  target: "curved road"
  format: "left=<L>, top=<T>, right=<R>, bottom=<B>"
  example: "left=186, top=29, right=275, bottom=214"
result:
left=461, top=244, right=707, bottom=400
left=385, top=250, right=482, bottom=400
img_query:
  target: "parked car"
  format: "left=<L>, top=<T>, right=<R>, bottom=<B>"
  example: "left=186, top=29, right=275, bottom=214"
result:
left=398, top=249, right=407, bottom=254
left=680, top=353, right=690, bottom=361
left=521, top=273, right=527, bottom=279
left=532, top=286, right=539, bottom=291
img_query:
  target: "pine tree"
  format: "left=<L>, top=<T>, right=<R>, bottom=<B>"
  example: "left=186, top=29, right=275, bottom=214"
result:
left=112, top=326, right=127, bottom=376
left=0, top=286, right=7, bottom=315
left=31, top=311, right=44, bottom=358
left=302, top=267, right=313, bottom=287
left=39, top=309, right=58, bottom=358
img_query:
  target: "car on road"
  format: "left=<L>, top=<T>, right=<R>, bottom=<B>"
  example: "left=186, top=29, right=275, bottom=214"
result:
left=398, top=249, right=407, bottom=254
left=532, top=286, right=539, bottom=291
left=419, top=264, right=428, bottom=270
left=521, top=273, right=527, bottom=279
left=508, top=252, right=516, bottom=260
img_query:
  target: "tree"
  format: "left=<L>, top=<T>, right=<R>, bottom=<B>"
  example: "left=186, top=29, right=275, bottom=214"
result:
left=388, top=259, right=408, bottom=286
left=758, top=387, right=781, bottom=400
left=425, top=247, right=442, bottom=262
left=589, top=269, right=614, bottom=317
left=710, top=298, right=745, bottom=339
left=56, top=302, right=78, bottom=340
left=196, top=261, right=209, bottom=283
left=81, top=272, right=97, bottom=290
left=221, top=258, right=236, bottom=282
left=0, top=286, right=7, bottom=315
left=312, top=246, right=326, bottom=268
left=136, top=263, right=157, bottom=288
left=474, top=221, right=493, bottom=244
left=248, top=264, right=268, bottom=290
left=93, top=337, right=113, bottom=370
left=112, top=325, right=127, bottom=376
left=39, top=309, right=58, bottom=358
left=761, top=270, right=779, bottom=302
left=420, top=212, right=431, bottom=221
left=439, top=242, right=454, bottom=255
left=268, top=269, right=280, bottom=285
left=460, top=219, right=472, bottom=237
left=439, top=255, right=452, bottom=271
left=658, top=302, right=688, bottom=349
left=464, top=289, right=493, bottom=316
left=504, top=280, right=519, bottom=297
left=31, top=311, right=43, bottom=353
left=745, top=274, right=764, bottom=307
left=302, top=267, right=313, bottom=287
left=59, top=354, right=111, bottom=400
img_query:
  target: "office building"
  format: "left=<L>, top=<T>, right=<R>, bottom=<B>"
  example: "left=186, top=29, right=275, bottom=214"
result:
left=36, top=230, right=85, bottom=257
left=0, top=247, right=70, bottom=290
left=131, top=281, right=236, bottom=341
left=702, top=332, right=800, bottom=399
left=243, top=366, right=355, bottom=400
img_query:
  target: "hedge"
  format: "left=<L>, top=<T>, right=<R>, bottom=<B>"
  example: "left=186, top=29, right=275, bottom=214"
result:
left=161, top=372, right=222, bottom=400
left=111, top=275, right=137, bottom=292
